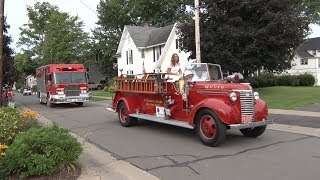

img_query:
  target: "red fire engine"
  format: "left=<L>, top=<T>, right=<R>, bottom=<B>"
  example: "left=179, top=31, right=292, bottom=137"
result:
left=108, top=63, right=272, bottom=146
left=36, top=64, right=90, bottom=107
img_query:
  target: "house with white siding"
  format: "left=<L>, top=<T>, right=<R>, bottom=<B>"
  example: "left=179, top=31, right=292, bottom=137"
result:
left=115, top=23, right=191, bottom=76
left=288, top=37, right=320, bottom=85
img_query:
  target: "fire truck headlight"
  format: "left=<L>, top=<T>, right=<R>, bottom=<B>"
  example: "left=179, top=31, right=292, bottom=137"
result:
left=229, top=92, right=237, bottom=102
left=254, top=92, right=260, bottom=100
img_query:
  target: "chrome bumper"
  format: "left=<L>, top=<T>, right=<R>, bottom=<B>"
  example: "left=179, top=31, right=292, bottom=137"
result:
left=229, top=119, right=273, bottom=130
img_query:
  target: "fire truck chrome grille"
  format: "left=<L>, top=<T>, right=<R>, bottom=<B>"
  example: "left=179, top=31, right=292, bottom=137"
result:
left=65, top=85, right=80, bottom=96
left=239, top=91, right=254, bottom=122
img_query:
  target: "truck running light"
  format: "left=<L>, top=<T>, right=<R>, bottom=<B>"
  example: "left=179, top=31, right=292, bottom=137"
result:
left=56, top=88, right=65, bottom=95
left=80, top=87, right=88, bottom=94
left=229, top=92, right=238, bottom=102
left=254, top=92, right=260, bottom=100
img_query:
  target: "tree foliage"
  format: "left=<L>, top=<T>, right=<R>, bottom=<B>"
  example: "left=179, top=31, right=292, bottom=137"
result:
left=179, top=0, right=309, bottom=75
left=16, top=2, right=90, bottom=73
left=95, top=0, right=193, bottom=77
left=3, top=19, right=18, bottom=85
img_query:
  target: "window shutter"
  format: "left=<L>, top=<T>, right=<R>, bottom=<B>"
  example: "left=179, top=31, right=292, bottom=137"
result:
left=176, top=39, right=179, bottom=49
left=126, top=51, right=128, bottom=64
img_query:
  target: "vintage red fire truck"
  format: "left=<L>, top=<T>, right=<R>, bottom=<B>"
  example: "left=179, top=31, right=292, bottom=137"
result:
left=36, top=64, right=90, bottom=107
left=108, top=63, right=272, bottom=146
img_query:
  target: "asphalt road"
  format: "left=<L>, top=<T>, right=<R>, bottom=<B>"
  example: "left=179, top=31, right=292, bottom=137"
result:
left=15, top=93, right=320, bottom=180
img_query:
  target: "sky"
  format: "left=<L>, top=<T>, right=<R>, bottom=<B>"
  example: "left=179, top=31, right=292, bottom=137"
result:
left=4, top=0, right=320, bottom=54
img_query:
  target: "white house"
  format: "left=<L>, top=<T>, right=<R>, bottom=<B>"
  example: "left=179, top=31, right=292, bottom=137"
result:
left=25, top=75, right=37, bottom=88
left=288, top=37, right=320, bottom=85
left=115, top=23, right=191, bottom=76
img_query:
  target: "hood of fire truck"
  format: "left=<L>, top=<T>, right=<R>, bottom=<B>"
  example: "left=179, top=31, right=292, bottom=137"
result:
left=193, top=81, right=253, bottom=91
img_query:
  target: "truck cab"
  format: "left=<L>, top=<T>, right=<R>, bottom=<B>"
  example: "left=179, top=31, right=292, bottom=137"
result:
left=36, top=64, right=90, bottom=107
left=108, top=63, right=272, bottom=146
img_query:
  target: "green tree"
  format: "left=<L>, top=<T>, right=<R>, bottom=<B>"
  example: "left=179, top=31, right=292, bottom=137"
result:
left=3, top=18, right=18, bottom=85
left=18, top=2, right=90, bottom=67
left=95, top=0, right=193, bottom=77
left=179, top=0, right=309, bottom=76
left=15, top=51, right=38, bottom=76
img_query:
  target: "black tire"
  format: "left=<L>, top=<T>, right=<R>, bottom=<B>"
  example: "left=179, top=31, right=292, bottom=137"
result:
left=195, top=109, right=227, bottom=147
left=240, top=125, right=267, bottom=138
left=76, top=102, right=84, bottom=106
left=117, top=102, right=136, bottom=127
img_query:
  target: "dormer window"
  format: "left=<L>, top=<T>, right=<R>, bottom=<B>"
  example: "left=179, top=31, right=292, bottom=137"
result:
left=301, top=58, right=308, bottom=65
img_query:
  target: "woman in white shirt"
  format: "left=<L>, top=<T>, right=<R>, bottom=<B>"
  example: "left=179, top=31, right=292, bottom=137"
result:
left=166, top=53, right=182, bottom=75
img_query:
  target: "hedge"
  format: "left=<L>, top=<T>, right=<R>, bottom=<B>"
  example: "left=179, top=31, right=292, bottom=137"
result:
left=249, top=73, right=315, bottom=88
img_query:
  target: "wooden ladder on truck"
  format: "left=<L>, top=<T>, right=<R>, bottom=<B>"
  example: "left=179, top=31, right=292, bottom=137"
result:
left=114, top=75, right=168, bottom=94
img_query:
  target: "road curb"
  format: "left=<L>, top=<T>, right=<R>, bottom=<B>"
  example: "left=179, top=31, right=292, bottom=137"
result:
left=269, top=109, right=320, bottom=117
left=267, top=124, right=320, bottom=137
left=17, top=103, right=159, bottom=180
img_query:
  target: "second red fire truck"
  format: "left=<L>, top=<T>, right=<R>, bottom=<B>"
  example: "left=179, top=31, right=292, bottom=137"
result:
left=36, top=64, right=90, bottom=107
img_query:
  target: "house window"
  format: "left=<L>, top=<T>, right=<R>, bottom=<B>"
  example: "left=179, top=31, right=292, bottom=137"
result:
left=126, top=51, right=129, bottom=64
left=153, top=47, right=156, bottom=62
left=141, top=49, right=145, bottom=58
left=130, top=70, right=134, bottom=75
left=156, top=46, right=161, bottom=60
left=301, top=59, right=308, bottom=65
left=129, top=50, right=133, bottom=64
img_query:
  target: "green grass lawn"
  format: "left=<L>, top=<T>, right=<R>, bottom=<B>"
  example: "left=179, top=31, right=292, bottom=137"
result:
left=90, top=90, right=114, bottom=97
left=256, top=86, right=320, bottom=109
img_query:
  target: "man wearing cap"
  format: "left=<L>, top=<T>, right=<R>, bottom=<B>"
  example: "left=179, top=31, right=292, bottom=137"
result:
left=192, top=67, right=207, bottom=81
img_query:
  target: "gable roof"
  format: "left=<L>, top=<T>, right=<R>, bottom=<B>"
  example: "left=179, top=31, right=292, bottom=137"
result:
left=296, top=37, right=320, bottom=58
left=296, top=49, right=314, bottom=58
left=125, top=24, right=175, bottom=48
left=299, top=37, right=320, bottom=50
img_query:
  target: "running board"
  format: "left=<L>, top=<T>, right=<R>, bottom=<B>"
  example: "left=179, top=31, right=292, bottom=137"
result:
left=129, top=114, right=194, bottom=129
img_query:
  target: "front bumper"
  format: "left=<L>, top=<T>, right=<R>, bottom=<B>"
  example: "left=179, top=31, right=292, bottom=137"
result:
left=229, top=119, right=273, bottom=130
left=51, top=95, right=91, bottom=104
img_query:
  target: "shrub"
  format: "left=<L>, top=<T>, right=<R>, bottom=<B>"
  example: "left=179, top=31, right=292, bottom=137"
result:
left=298, top=74, right=315, bottom=86
left=277, top=75, right=291, bottom=86
left=32, top=85, right=37, bottom=92
left=0, top=108, right=38, bottom=145
left=2, top=124, right=83, bottom=178
left=249, top=73, right=279, bottom=88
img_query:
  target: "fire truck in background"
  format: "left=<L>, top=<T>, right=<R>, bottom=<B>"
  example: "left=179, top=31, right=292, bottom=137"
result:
left=36, top=64, right=90, bottom=107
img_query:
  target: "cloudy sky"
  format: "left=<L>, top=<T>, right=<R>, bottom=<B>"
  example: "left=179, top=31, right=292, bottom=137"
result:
left=4, top=0, right=320, bottom=53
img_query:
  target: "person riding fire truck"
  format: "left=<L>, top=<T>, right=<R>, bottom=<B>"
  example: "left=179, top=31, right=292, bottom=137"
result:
left=107, top=63, right=272, bottom=146
left=36, top=64, right=90, bottom=107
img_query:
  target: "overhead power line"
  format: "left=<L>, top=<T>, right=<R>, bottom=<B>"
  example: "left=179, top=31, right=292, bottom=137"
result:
left=79, top=0, right=98, bottom=15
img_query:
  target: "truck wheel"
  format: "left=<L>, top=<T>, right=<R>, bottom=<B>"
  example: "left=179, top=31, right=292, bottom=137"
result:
left=195, top=109, right=226, bottom=147
left=240, top=125, right=267, bottom=138
left=46, top=95, right=54, bottom=108
left=118, top=102, right=135, bottom=127
left=76, top=102, right=83, bottom=106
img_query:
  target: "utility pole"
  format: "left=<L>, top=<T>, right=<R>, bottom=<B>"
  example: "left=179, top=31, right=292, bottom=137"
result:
left=195, top=0, right=201, bottom=63
left=0, top=0, right=4, bottom=107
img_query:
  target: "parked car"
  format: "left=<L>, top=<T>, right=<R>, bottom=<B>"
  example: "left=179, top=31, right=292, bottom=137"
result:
left=23, top=88, right=32, bottom=96
left=88, top=82, right=102, bottom=90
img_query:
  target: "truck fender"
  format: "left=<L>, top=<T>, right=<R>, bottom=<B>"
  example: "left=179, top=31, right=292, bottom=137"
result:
left=114, top=97, right=139, bottom=114
left=189, top=99, right=236, bottom=126
left=254, top=99, right=268, bottom=121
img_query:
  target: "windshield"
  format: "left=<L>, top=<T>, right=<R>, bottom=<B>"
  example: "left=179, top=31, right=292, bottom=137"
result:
left=54, top=72, right=87, bottom=83
left=185, top=63, right=223, bottom=81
